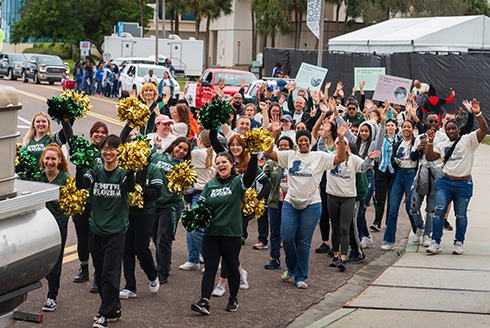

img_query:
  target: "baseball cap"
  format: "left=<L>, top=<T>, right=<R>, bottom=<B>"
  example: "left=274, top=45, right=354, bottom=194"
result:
left=280, top=114, right=293, bottom=122
left=155, top=115, right=174, bottom=125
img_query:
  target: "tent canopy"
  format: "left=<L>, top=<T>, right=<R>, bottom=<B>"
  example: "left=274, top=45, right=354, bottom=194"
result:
left=328, top=15, right=490, bottom=53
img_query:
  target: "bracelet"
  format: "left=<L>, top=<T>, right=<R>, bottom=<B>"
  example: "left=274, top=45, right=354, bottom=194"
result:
left=475, top=112, right=482, bottom=117
left=427, top=143, right=433, bottom=145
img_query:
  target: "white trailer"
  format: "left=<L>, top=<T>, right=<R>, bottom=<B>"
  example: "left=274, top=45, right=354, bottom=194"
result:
left=103, top=34, right=204, bottom=77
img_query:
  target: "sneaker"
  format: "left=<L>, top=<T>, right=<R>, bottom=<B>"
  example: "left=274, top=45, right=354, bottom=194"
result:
left=239, top=269, right=249, bottom=289
left=199, top=255, right=204, bottom=263
left=361, top=236, right=374, bottom=248
left=444, top=220, right=453, bottom=231
left=370, top=224, right=381, bottom=232
left=191, top=299, right=210, bottom=315
left=225, top=297, right=239, bottom=312
left=212, top=284, right=226, bottom=297
left=452, top=241, right=464, bottom=255
left=329, top=257, right=340, bottom=267
left=381, top=241, right=394, bottom=250
left=337, top=259, right=347, bottom=272
left=264, top=259, right=281, bottom=270
left=149, top=277, right=160, bottom=294
left=119, top=289, right=137, bottom=299
left=296, top=281, right=308, bottom=289
left=347, top=253, right=366, bottom=263
left=426, top=240, right=442, bottom=254
left=94, top=310, right=122, bottom=322
left=252, top=242, right=268, bottom=250
left=315, top=243, right=331, bottom=254
left=93, top=316, right=107, bottom=328
left=90, top=278, right=98, bottom=293
left=412, top=228, right=424, bottom=244
left=281, top=271, right=293, bottom=282
left=422, top=235, right=432, bottom=247
left=42, top=298, right=57, bottom=312
left=179, top=261, right=200, bottom=270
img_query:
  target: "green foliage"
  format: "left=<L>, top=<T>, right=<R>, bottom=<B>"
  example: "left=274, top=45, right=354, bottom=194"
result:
left=252, top=0, right=290, bottom=40
left=22, top=43, right=71, bottom=59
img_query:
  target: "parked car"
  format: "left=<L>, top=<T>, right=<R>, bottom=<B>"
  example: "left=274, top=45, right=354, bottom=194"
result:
left=243, top=77, right=295, bottom=102
left=190, top=68, right=258, bottom=109
left=22, top=54, right=69, bottom=84
left=118, top=63, right=181, bottom=103
left=112, top=57, right=155, bottom=68
left=0, top=53, right=27, bottom=80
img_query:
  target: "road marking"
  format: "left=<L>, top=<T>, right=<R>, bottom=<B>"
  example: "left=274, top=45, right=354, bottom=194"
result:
left=34, top=84, right=119, bottom=105
left=18, top=125, right=29, bottom=129
left=18, top=116, right=31, bottom=125
left=15, top=89, right=124, bottom=127
left=64, top=244, right=77, bottom=254
left=63, top=253, right=79, bottom=264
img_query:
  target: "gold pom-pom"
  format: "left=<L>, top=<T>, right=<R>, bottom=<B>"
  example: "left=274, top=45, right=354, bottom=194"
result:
left=15, top=143, right=22, bottom=166
left=129, top=183, right=144, bottom=208
left=60, top=90, right=92, bottom=118
left=117, top=139, right=151, bottom=172
left=166, top=160, right=198, bottom=195
left=241, top=128, right=275, bottom=153
left=241, top=188, right=266, bottom=219
left=116, top=97, right=151, bottom=129
left=59, top=177, right=89, bottom=216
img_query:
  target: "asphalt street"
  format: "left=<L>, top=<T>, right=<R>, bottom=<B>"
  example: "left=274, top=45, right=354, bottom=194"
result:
left=2, top=78, right=412, bottom=327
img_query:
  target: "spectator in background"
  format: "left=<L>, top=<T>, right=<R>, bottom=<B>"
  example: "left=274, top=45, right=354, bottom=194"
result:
left=102, top=63, right=112, bottom=97
left=83, top=63, right=93, bottom=95
left=111, top=65, right=120, bottom=98
left=95, top=63, right=104, bottom=97
left=165, top=59, right=176, bottom=77
left=73, top=61, right=83, bottom=93
left=411, top=80, right=430, bottom=96
left=420, top=86, right=455, bottom=122
left=143, top=69, right=159, bottom=84
left=158, top=71, right=175, bottom=99
left=272, top=63, right=283, bottom=78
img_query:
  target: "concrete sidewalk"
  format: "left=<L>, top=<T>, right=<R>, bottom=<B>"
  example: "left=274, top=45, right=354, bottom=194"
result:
left=295, top=145, right=490, bottom=327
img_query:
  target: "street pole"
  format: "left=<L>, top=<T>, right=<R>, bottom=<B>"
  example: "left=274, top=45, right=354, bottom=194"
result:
left=317, top=0, right=325, bottom=67
left=161, top=0, right=165, bottom=39
left=155, top=0, right=159, bottom=64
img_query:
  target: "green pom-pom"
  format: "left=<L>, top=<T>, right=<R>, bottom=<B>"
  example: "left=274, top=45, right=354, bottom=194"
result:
left=132, top=134, right=151, bottom=146
left=15, top=147, right=45, bottom=182
left=68, top=135, right=100, bottom=169
left=200, top=96, right=234, bottom=130
left=181, top=202, right=213, bottom=232
left=47, top=96, right=84, bottom=124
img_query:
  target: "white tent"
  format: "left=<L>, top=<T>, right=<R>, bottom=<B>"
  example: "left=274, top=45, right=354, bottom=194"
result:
left=328, top=15, right=490, bottom=53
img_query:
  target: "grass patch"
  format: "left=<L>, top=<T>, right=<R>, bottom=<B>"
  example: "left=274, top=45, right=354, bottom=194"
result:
left=482, top=135, right=490, bottom=145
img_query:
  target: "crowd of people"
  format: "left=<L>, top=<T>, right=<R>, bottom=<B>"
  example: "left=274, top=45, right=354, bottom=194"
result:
left=23, top=74, right=487, bottom=327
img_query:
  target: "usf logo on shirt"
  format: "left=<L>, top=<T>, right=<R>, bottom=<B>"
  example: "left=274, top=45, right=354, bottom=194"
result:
left=27, top=144, right=45, bottom=153
left=289, top=160, right=312, bottom=177
left=330, top=164, right=352, bottom=179
left=210, top=187, right=232, bottom=198
left=93, top=182, right=121, bottom=198
left=444, top=147, right=463, bottom=162
left=156, top=161, right=174, bottom=172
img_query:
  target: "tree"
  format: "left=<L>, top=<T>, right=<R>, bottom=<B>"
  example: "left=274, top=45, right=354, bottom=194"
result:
left=11, top=0, right=151, bottom=56
left=254, top=0, right=290, bottom=49
left=287, top=0, right=307, bottom=49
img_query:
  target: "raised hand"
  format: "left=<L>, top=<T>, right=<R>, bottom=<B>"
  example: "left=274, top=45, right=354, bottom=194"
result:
left=462, top=99, right=473, bottom=113
left=312, top=90, right=320, bottom=105
left=368, top=149, right=381, bottom=160
left=319, top=102, right=328, bottom=115
left=258, top=82, right=267, bottom=95
left=336, top=81, right=344, bottom=92
left=338, top=89, right=344, bottom=98
left=259, top=101, right=269, bottom=113
left=324, top=82, right=331, bottom=93
left=471, top=98, right=480, bottom=114
left=218, top=77, right=225, bottom=90
left=213, top=85, right=224, bottom=99
left=352, top=85, right=357, bottom=95
left=271, top=114, right=281, bottom=133
left=239, top=78, right=247, bottom=89
left=129, top=89, right=137, bottom=98
left=337, top=121, right=351, bottom=139
left=365, top=98, right=374, bottom=111
left=328, top=97, right=338, bottom=116
left=359, top=81, right=365, bottom=91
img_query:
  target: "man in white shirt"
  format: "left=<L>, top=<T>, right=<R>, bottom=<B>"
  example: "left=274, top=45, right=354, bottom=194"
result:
left=143, top=70, right=159, bottom=84
left=411, top=80, right=429, bottom=95
left=425, top=98, right=488, bottom=255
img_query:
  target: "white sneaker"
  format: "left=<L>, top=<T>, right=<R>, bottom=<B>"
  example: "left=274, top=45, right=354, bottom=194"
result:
left=452, top=241, right=464, bottom=255
left=199, top=255, right=204, bottom=263
left=426, top=240, right=442, bottom=254
left=239, top=269, right=249, bottom=290
left=119, top=289, right=137, bottom=299
left=149, top=277, right=160, bottom=294
left=211, top=284, right=226, bottom=297
left=380, top=241, right=394, bottom=250
left=422, top=235, right=431, bottom=247
left=179, top=261, right=200, bottom=270
left=412, top=228, right=424, bottom=244
left=361, top=236, right=374, bottom=248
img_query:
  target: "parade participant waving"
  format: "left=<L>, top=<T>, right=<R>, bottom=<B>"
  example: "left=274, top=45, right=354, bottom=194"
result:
left=425, top=98, right=488, bottom=255
left=191, top=151, right=258, bottom=315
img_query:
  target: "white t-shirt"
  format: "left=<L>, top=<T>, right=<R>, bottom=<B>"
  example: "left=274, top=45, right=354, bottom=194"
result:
left=143, top=74, right=159, bottom=84
left=326, top=154, right=364, bottom=198
left=396, top=139, right=417, bottom=168
left=413, top=130, right=446, bottom=167
left=171, top=122, right=188, bottom=137
left=191, top=148, right=216, bottom=190
left=293, top=111, right=303, bottom=124
left=434, top=131, right=479, bottom=177
left=411, top=83, right=429, bottom=95
left=276, top=150, right=336, bottom=206
left=146, top=132, right=177, bottom=153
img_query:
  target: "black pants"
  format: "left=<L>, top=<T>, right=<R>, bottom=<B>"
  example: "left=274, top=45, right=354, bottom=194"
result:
left=201, top=236, right=241, bottom=300
left=319, top=185, right=331, bottom=242
left=257, top=210, right=269, bottom=245
left=46, top=221, right=68, bottom=300
left=73, top=203, right=91, bottom=264
left=373, top=169, right=394, bottom=227
left=349, top=201, right=364, bottom=258
left=123, top=214, right=158, bottom=292
left=242, top=215, right=250, bottom=240
left=155, top=207, right=181, bottom=281
left=328, top=195, right=356, bottom=256
left=90, top=232, right=125, bottom=318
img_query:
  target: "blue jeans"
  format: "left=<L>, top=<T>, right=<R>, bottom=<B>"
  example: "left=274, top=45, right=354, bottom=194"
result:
left=96, top=80, right=102, bottom=94
left=257, top=210, right=269, bottom=245
left=268, top=203, right=282, bottom=261
left=409, top=187, right=434, bottom=236
left=383, top=168, right=417, bottom=244
left=281, top=201, right=322, bottom=282
left=431, top=175, right=473, bottom=244
left=75, top=79, right=82, bottom=93
left=186, top=193, right=203, bottom=263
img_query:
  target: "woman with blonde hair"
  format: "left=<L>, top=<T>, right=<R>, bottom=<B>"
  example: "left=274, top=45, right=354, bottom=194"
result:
left=171, top=103, right=191, bottom=138
left=139, top=82, right=161, bottom=135
left=22, top=112, right=72, bottom=164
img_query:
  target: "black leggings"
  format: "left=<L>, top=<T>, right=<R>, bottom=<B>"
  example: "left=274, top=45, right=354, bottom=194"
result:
left=319, top=185, right=331, bottom=241
left=201, top=236, right=241, bottom=300
left=328, top=195, right=356, bottom=256
left=73, top=203, right=92, bottom=264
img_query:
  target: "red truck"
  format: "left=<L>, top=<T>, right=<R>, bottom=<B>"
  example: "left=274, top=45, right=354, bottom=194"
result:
left=185, top=68, right=258, bottom=109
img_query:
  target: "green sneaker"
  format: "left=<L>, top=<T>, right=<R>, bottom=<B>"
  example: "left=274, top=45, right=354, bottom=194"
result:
left=281, top=271, right=293, bottom=282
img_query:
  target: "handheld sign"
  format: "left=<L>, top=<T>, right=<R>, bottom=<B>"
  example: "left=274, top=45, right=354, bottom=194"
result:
left=372, top=74, right=413, bottom=105
left=354, top=67, right=385, bottom=91
left=295, top=63, right=328, bottom=92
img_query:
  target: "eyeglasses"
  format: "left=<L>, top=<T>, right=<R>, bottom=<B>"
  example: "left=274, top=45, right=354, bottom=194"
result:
left=348, top=107, right=357, bottom=111
left=427, top=120, right=438, bottom=124
left=102, top=147, right=117, bottom=152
